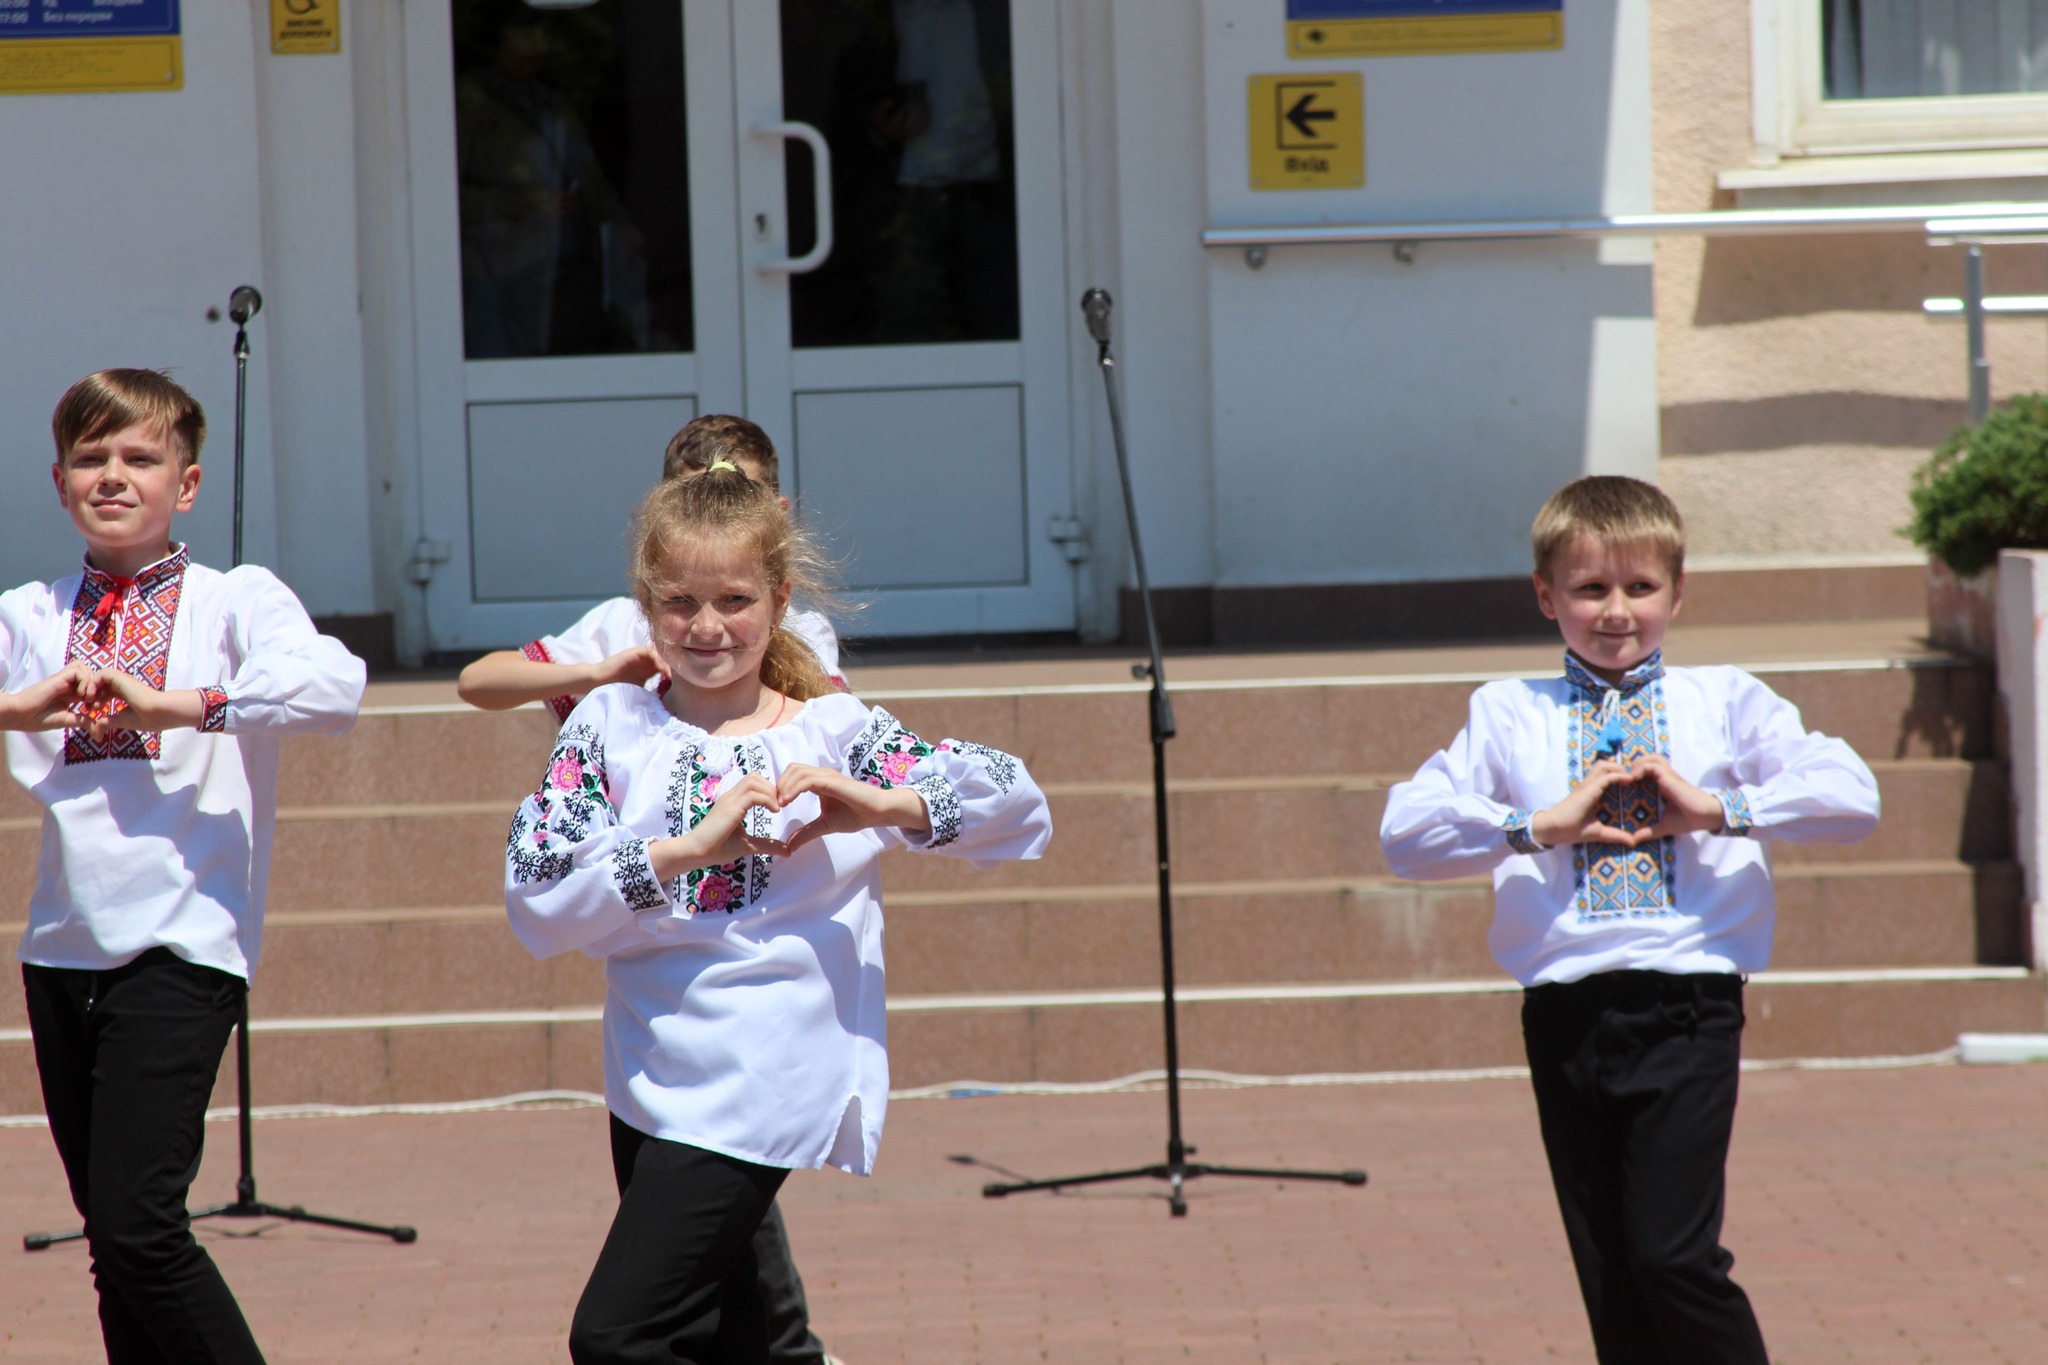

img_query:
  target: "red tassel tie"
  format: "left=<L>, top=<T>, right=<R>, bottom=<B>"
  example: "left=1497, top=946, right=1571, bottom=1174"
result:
left=91, top=575, right=135, bottom=640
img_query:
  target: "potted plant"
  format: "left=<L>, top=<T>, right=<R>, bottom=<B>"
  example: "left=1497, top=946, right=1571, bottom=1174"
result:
left=1906, top=393, right=2048, bottom=657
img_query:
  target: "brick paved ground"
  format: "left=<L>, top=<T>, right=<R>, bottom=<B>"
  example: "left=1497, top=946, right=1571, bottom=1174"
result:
left=3, top=1061, right=2046, bottom=1363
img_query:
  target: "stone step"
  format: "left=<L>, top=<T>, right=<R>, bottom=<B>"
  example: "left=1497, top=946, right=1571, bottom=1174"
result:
left=0, top=757, right=1995, bottom=917
left=0, top=654, right=1970, bottom=827
left=0, top=858, right=2010, bottom=1038
left=2, top=969, right=2036, bottom=1115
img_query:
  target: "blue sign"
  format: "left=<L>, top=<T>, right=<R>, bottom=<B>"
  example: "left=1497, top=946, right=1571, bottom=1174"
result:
left=1289, top=0, right=1559, bottom=16
left=0, top=0, right=181, bottom=40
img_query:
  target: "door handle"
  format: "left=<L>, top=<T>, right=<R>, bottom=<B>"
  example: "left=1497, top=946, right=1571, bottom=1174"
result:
left=751, top=121, right=834, bottom=274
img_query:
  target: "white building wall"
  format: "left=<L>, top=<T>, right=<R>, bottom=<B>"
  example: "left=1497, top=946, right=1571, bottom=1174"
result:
left=1200, top=0, right=1657, bottom=589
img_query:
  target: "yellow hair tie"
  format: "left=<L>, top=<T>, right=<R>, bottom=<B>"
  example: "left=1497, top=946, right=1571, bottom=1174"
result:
left=707, top=458, right=740, bottom=474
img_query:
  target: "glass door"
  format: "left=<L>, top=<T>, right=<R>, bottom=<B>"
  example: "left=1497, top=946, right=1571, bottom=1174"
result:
left=406, top=0, right=1073, bottom=652
left=732, top=0, right=1074, bottom=638
left=407, top=0, right=745, bottom=652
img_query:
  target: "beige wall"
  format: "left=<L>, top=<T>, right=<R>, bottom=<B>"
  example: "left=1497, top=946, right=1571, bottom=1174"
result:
left=1650, top=3, right=2048, bottom=564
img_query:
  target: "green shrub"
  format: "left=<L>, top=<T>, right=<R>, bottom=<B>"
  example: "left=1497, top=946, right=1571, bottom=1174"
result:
left=1906, top=393, right=2048, bottom=576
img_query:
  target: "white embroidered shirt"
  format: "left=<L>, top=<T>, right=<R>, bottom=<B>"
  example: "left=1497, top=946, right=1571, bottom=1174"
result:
left=523, top=596, right=844, bottom=722
left=503, top=686, right=1050, bottom=1175
left=1379, top=654, right=1880, bottom=987
left=2, top=549, right=367, bottom=979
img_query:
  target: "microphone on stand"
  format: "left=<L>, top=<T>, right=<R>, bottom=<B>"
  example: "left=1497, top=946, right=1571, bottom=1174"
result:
left=228, top=285, right=263, bottom=326
left=1081, top=287, right=1113, bottom=353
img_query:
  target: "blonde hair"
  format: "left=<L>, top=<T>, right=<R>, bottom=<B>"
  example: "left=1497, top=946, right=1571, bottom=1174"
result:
left=1531, top=476, right=1686, bottom=581
left=630, top=464, right=835, bottom=701
left=52, top=369, right=206, bottom=469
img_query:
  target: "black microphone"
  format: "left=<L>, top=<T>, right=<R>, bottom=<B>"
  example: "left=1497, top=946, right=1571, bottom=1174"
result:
left=1080, top=287, right=1113, bottom=347
left=228, top=285, right=263, bottom=326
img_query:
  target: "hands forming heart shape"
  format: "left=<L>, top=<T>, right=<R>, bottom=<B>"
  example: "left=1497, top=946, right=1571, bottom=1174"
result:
left=1530, top=753, right=1728, bottom=850
left=647, top=762, right=934, bottom=882
left=9, top=662, right=168, bottom=742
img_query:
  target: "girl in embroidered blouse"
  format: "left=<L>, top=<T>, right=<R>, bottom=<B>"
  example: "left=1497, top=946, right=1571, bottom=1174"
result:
left=504, top=463, right=1050, bottom=1364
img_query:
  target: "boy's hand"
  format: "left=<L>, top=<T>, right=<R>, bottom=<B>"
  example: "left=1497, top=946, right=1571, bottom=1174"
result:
left=1629, top=754, right=1727, bottom=839
left=1529, top=758, right=1643, bottom=849
left=775, top=763, right=931, bottom=855
left=1, top=662, right=96, bottom=731
left=647, top=774, right=789, bottom=879
left=592, top=645, right=663, bottom=690
left=77, top=671, right=203, bottom=741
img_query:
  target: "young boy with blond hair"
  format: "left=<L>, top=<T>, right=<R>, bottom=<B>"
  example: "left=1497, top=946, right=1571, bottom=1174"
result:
left=2, top=369, right=365, bottom=1362
left=457, top=413, right=843, bottom=720
left=1381, top=474, right=1880, bottom=1364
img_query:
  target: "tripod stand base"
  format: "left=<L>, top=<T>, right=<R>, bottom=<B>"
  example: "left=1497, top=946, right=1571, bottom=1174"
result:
left=983, top=1159, right=1367, bottom=1217
left=24, top=1202, right=416, bottom=1252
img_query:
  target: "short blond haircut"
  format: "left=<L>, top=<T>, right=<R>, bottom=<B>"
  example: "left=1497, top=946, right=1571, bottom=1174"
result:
left=1532, top=476, right=1685, bottom=581
left=52, top=369, right=206, bottom=469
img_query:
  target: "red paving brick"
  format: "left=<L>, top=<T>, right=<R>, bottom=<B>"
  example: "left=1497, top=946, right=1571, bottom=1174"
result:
left=3, top=1062, right=2047, bottom=1362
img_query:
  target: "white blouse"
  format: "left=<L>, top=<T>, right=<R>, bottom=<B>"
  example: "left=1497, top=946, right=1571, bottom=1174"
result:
left=525, top=596, right=844, bottom=720
left=2, top=549, right=367, bottom=979
left=1380, top=655, right=1880, bottom=987
left=503, top=686, right=1051, bottom=1175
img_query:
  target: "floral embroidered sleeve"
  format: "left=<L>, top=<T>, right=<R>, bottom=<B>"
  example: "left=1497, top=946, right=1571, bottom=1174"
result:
left=503, top=716, right=672, bottom=960
left=843, top=707, right=1051, bottom=867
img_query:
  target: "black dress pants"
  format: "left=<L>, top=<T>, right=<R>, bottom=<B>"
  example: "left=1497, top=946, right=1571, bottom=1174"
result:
left=1522, top=970, right=1769, bottom=1365
left=23, top=949, right=265, bottom=1365
left=570, top=1116, right=790, bottom=1365
left=754, top=1201, right=828, bottom=1365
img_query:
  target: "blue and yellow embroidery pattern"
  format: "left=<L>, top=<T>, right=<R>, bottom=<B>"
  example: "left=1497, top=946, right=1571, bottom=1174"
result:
left=1564, top=652, right=1677, bottom=920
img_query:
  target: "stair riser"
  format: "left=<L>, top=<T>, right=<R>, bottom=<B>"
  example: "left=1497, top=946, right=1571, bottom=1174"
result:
left=0, top=861, right=2004, bottom=1036
left=0, top=756, right=1990, bottom=921
left=2, top=977, right=2037, bottom=1114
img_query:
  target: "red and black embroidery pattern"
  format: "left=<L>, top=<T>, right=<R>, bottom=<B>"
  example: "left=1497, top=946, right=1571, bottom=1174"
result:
left=198, top=685, right=229, bottom=734
left=63, top=548, right=191, bottom=764
left=523, top=639, right=579, bottom=723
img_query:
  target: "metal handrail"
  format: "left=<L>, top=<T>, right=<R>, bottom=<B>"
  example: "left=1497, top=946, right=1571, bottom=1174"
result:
left=1924, top=295, right=2048, bottom=319
left=1202, top=202, right=2048, bottom=252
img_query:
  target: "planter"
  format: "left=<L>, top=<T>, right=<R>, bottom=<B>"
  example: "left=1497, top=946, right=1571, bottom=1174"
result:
left=1928, top=558, right=2000, bottom=659
left=1996, top=549, right=2048, bottom=970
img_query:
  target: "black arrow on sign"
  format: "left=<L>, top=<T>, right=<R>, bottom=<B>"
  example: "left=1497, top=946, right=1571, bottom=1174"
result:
left=1286, top=92, right=1337, bottom=141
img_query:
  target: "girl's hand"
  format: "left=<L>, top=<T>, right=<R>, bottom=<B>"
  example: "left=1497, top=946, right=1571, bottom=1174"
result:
left=775, top=764, right=931, bottom=855
left=78, top=670, right=203, bottom=740
left=646, top=774, right=787, bottom=880
left=1630, top=754, right=1727, bottom=839
left=593, top=645, right=663, bottom=690
left=0, top=662, right=95, bottom=732
left=1529, top=758, right=1642, bottom=849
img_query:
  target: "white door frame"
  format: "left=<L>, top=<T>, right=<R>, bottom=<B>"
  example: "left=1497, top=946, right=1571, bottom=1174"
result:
left=401, top=1, right=1076, bottom=651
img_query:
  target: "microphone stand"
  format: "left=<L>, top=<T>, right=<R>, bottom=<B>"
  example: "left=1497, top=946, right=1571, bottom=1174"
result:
left=979, top=290, right=1367, bottom=1216
left=24, top=288, right=416, bottom=1252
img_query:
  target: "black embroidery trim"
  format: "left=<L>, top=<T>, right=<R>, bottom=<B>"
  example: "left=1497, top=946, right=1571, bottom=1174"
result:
left=948, top=740, right=1019, bottom=794
left=613, top=837, right=666, bottom=910
left=910, top=774, right=962, bottom=848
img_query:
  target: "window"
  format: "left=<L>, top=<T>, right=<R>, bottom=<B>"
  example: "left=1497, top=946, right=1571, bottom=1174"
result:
left=1756, top=0, right=2048, bottom=159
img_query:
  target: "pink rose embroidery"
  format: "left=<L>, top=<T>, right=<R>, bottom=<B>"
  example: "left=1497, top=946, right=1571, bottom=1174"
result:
left=696, top=873, right=735, bottom=913
left=549, top=755, right=583, bottom=791
left=700, top=772, right=722, bottom=802
left=879, top=750, right=918, bottom=785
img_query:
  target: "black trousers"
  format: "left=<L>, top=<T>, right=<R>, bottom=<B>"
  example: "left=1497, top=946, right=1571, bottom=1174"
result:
left=570, top=1116, right=791, bottom=1365
left=23, top=949, right=265, bottom=1365
left=754, top=1201, right=828, bottom=1365
left=1522, top=970, right=1769, bottom=1365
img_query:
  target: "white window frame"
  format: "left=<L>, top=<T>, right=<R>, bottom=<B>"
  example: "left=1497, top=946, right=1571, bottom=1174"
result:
left=1753, top=0, right=2048, bottom=161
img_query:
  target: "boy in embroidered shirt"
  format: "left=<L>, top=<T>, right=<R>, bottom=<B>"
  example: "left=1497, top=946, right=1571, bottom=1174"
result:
left=1, top=370, right=366, bottom=1364
left=1380, top=475, right=1878, bottom=1365
left=457, top=414, right=844, bottom=722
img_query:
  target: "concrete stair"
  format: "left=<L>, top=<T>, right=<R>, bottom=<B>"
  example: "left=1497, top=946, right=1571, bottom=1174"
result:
left=1, top=619, right=2040, bottom=1113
